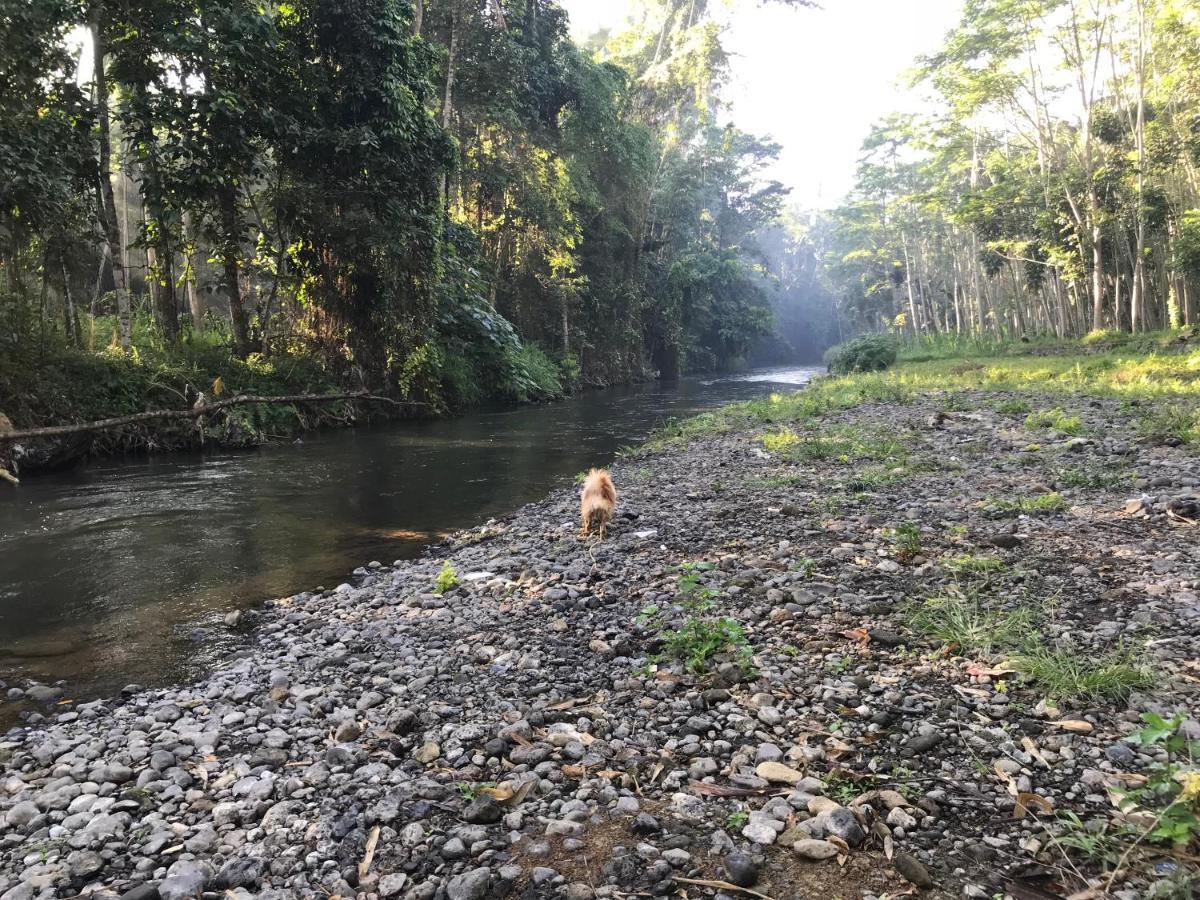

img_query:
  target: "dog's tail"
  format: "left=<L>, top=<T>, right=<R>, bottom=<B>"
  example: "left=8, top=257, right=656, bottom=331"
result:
left=585, top=468, right=616, bottom=503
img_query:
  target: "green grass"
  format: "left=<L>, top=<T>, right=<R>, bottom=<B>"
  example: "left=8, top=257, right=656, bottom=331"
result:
left=985, top=492, right=1068, bottom=516
left=1137, top=404, right=1200, bottom=446
left=1007, top=644, right=1154, bottom=703
left=995, top=397, right=1033, bottom=415
left=1025, top=407, right=1084, bottom=435
left=907, top=591, right=1039, bottom=656
left=1055, top=464, right=1130, bottom=490
left=941, top=553, right=1005, bottom=574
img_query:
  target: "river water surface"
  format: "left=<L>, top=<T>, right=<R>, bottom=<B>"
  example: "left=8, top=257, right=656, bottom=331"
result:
left=0, top=366, right=819, bottom=704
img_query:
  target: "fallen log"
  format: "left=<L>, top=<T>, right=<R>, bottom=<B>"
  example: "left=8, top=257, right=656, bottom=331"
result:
left=0, top=392, right=423, bottom=444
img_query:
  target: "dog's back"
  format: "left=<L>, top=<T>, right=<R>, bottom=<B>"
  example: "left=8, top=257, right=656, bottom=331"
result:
left=580, top=469, right=617, bottom=536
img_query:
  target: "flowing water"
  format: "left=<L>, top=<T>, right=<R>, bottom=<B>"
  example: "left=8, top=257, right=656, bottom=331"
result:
left=0, top=366, right=819, bottom=705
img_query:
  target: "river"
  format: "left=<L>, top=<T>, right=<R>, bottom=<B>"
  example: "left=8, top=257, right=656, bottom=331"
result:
left=0, top=366, right=819, bottom=707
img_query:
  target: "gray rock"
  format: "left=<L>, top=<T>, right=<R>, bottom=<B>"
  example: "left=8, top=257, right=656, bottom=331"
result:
left=792, top=839, right=839, bottom=860
left=5, top=801, right=38, bottom=828
left=158, top=860, right=212, bottom=900
left=378, top=873, right=408, bottom=897
left=462, top=794, right=503, bottom=825
left=724, top=853, right=758, bottom=887
left=822, top=807, right=865, bottom=846
left=446, top=867, right=492, bottom=900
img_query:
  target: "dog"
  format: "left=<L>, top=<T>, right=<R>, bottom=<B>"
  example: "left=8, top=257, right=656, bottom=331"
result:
left=580, top=469, right=617, bottom=539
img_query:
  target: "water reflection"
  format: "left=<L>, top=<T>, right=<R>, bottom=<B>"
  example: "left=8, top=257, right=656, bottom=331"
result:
left=0, top=366, right=820, bottom=698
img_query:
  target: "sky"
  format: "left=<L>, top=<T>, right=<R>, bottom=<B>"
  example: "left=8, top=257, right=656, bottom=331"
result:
left=560, top=0, right=964, bottom=210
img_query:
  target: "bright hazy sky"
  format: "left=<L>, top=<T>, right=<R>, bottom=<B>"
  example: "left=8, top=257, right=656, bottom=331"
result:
left=560, top=0, right=964, bottom=209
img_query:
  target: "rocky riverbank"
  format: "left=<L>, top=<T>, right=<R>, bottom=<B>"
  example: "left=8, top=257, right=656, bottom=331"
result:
left=2, top=379, right=1198, bottom=900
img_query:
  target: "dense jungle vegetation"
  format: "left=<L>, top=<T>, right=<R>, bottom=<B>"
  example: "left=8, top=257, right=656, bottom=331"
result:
left=0, top=0, right=832, bottom=433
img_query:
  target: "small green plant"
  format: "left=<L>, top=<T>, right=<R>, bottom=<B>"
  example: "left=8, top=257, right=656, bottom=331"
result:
left=985, top=492, right=1067, bottom=516
left=660, top=616, right=753, bottom=674
left=890, top=521, right=922, bottom=561
left=727, top=810, right=749, bottom=830
left=823, top=771, right=862, bottom=805
left=907, top=590, right=1038, bottom=656
left=762, top=428, right=801, bottom=452
left=942, top=553, right=1004, bottom=574
left=435, top=561, right=459, bottom=594
left=995, top=397, right=1033, bottom=415
left=791, top=557, right=817, bottom=577
left=825, top=655, right=851, bottom=675
left=1025, top=407, right=1084, bottom=435
left=1056, top=464, right=1129, bottom=490
left=1007, top=644, right=1154, bottom=703
left=1137, top=404, right=1200, bottom=446
left=1113, top=713, right=1200, bottom=847
left=1054, top=811, right=1123, bottom=866
left=454, top=781, right=495, bottom=801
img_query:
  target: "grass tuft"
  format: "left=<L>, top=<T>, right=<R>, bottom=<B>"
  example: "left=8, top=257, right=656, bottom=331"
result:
left=1007, top=644, right=1154, bottom=703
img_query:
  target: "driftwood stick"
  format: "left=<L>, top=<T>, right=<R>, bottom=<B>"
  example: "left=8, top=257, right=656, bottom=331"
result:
left=0, top=392, right=423, bottom=444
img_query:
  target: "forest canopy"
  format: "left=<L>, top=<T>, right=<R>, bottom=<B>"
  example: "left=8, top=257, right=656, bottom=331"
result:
left=0, top=0, right=832, bottom=419
left=817, top=0, right=1200, bottom=342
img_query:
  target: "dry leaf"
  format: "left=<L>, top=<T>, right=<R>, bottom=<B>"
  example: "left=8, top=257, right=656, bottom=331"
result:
left=965, top=662, right=1016, bottom=677
left=1057, top=720, right=1094, bottom=734
left=1014, top=792, right=1053, bottom=819
left=993, top=763, right=1019, bottom=797
left=689, top=781, right=770, bottom=798
left=562, top=765, right=587, bottom=779
left=1021, top=737, right=1051, bottom=769
left=841, top=628, right=870, bottom=644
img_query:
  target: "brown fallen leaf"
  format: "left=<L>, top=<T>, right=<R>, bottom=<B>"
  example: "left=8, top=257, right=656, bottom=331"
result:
left=562, top=765, right=588, bottom=779
left=1056, top=720, right=1094, bottom=734
left=1021, top=737, right=1051, bottom=769
left=1014, top=792, right=1054, bottom=819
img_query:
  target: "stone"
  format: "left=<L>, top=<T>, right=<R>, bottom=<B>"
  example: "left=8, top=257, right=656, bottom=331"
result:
left=822, top=807, right=865, bottom=846
left=724, top=852, right=759, bottom=888
left=158, top=860, right=212, bottom=900
left=414, top=742, right=440, bottom=763
left=378, top=873, right=409, bottom=897
left=792, top=839, right=839, bottom=861
left=5, top=801, right=38, bottom=828
left=895, top=852, right=934, bottom=888
left=755, top=761, right=804, bottom=784
left=462, top=795, right=503, bottom=824
left=446, top=867, right=492, bottom=900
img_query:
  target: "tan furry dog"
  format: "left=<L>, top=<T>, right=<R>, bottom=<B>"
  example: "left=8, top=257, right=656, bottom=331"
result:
left=580, top=469, right=617, bottom=539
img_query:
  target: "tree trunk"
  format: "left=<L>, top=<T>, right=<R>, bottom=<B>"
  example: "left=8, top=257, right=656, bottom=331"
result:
left=90, top=6, right=131, bottom=351
left=220, top=186, right=252, bottom=357
left=413, top=0, right=424, bottom=36
left=181, top=211, right=205, bottom=331
left=1090, top=212, right=1104, bottom=332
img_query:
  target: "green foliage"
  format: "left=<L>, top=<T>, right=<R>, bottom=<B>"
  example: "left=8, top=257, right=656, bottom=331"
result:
left=726, top=810, right=749, bottom=829
left=1007, top=645, right=1154, bottom=704
left=1113, top=713, right=1200, bottom=848
left=890, top=521, right=923, bottom=560
left=985, top=492, right=1067, bottom=516
left=434, top=561, right=459, bottom=595
left=640, top=562, right=754, bottom=676
left=995, top=397, right=1033, bottom=415
left=941, top=553, right=1004, bottom=574
left=824, top=335, right=899, bottom=374
left=907, top=591, right=1038, bottom=656
left=1137, top=404, right=1200, bottom=446
left=1025, top=408, right=1084, bottom=435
